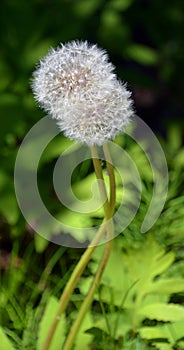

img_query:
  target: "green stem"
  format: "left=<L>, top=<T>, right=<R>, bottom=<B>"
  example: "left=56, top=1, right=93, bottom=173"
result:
left=103, top=143, right=116, bottom=213
left=42, top=144, right=116, bottom=350
left=41, top=222, right=107, bottom=350
left=90, top=145, right=111, bottom=219
left=63, top=144, right=116, bottom=350
left=63, top=233, right=113, bottom=350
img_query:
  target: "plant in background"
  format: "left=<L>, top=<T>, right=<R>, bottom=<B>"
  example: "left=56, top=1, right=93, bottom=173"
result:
left=84, top=235, right=184, bottom=350
left=31, top=40, right=133, bottom=350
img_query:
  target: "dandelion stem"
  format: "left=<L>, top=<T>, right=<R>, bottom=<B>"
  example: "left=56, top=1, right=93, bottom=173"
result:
left=90, top=145, right=111, bottom=218
left=103, top=143, right=116, bottom=213
left=63, top=144, right=116, bottom=350
left=41, top=222, right=106, bottom=350
left=42, top=145, right=116, bottom=350
left=63, top=234, right=113, bottom=350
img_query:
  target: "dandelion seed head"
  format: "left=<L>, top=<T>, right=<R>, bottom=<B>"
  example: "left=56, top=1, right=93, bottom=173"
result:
left=32, top=40, right=133, bottom=145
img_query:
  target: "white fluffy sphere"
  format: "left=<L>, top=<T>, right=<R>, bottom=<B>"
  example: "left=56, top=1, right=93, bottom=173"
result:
left=32, top=41, right=133, bottom=146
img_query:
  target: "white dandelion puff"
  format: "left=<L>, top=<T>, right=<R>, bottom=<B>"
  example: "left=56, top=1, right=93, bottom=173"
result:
left=32, top=40, right=133, bottom=146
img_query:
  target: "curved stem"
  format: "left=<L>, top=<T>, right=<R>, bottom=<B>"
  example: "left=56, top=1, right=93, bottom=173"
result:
left=63, top=144, right=116, bottom=350
left=41, top=222, right=107, bottom=350
left=42, top=144, right=116, bottom=350
left=63, top=231, right=113, bottom=350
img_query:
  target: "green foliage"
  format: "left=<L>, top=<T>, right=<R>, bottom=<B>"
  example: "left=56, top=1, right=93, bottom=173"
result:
left=78, top=235, right=184, bottom=349
left=1, top=234, right=184, bottom=349
left=37, top=296, right=65, bottom=350
left=0, top=0, right=184, bottom=245
left=0, top=1, right=184, bottom=348
left=1, top=123, right=184, bottom=349
left=140, top=321, right=184, bottom=350
left=0, top=327, right=15, bottom=350
left=72, top=312, right=93, bottom=350
left=125, top=44, right=159, bottom=65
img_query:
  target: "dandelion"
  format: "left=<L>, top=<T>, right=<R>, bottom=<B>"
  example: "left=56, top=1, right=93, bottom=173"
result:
left=31, top=41, right=133, bottom=350
left=32, top=40, right=133, bottom=146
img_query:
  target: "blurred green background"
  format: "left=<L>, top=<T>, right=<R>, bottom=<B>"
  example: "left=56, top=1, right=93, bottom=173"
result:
left=1, top=2, right=184, bottom=348
left=0, top=0, right=184, bottom=247
left=1, top=0, right=184, bottom=137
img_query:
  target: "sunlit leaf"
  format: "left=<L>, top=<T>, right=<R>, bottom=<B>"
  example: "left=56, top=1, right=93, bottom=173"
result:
left=139, top=303, right=184, bottom=322
left=0, top=328, right=15, bottom=350
left=37, top=297, right=65, bottom=350
left=152, top=343, right=173, bottom=350
left=94, top=312, right=132, bottom=339
left=140, top=320, right=184, bottom=344
left=34, top=235, right=49, bottom=253
left=145, top=278, right=184, bottom=294
left=74, top=312, right=93, bottom=350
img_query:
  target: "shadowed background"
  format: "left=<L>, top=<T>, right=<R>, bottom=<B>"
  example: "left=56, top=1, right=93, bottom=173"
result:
left=0, top=2, right=184, bottom=346
left=1, top=0, right=184, bottom=140
left=1, top=0, right=184, bottom=247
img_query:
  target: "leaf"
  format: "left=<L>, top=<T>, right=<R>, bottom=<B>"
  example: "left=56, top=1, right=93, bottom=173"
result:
left=140, top=321, right=184, bottom=344
left=34, top=234, right=49, bottom=253
left=167, top=124, right=183, bottom=151
left=108, top=0, right=133, bottom=11
left=91, top=243, right=131, bottom=306
left=0, top=193, right=19, bottom=224
left=74, top=312, right=93, bottom=350
left=0, top=94, right=25, bottom=142
left=140, top=326, right=170, bottom=341
left=94, top=312, right=132, bottom=339
left=0, top=327, right=15, bottom=350
left=79, top=276, right=94, bottom=296
left=90, top=236, right=179, bottom=309
left=88, top=236, right=184, bottom=334
left=178, top=341, right=184, bottom=349
left=146, top=278, right=184, bottom=294
left=0, top=171, right=19, bottom=224
left=152, top=343, right=173, bottom=350
left=139, top=303, right=184, bottom=322
left=125, top=44, right=159, bottom=65
left=122, top=236, right=175, bottom=289
left=23, top=39, right=54, bottom=69
left=72, top=172, right=102, bottom=206
left=152, top=252, right=175, bottom=277
left=73, top=0, right=102, bottom=17
left=37, top=296, right=65, bottom=350
left=168, top=320, right=184, bottom=341
left=57, top=209, right=93, bottom=230
left=175, top=148, right=184, bottom=168
left=40, top=136, right=74, bottom=164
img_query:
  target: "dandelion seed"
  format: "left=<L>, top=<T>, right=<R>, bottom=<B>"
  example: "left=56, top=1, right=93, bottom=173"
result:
left=32, top=40, right=133, bottom=146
